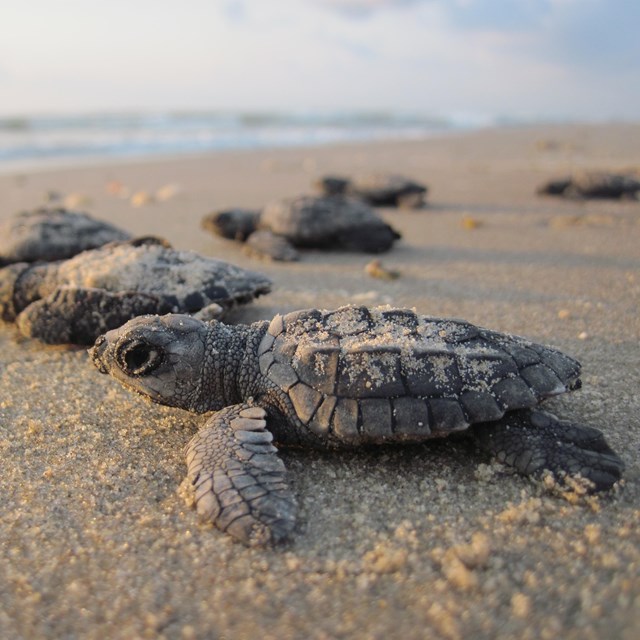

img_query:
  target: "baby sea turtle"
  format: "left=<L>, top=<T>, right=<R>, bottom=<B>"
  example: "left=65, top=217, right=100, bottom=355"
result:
left=537, top=172, right=640, bottom=200
left=0, top=238, right=271, bottom=345
left=90, top=305, right=624, bottom=546
left=202, top=195, right=401, bottom=261
left=0, top=207, right=132, bottom=266
left=317, top=174, right=428, bottom=208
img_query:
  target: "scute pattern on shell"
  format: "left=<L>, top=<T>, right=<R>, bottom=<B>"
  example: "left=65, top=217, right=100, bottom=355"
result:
left=0, top=208, right=131, bottom=265
left=47, top=241, right=272, bottom=309
left=260, top=196, right=385, bottom=245
left=89, top=308, right=625, bottom=546
left=258, top=305, right=581, bottom=444
left=0, top=238, right=273, bottom=344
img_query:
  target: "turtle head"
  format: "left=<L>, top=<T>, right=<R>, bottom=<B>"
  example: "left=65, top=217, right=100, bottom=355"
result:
left=90, top=314, right=212, bottom=412
left=0, top=262, right=30, bottom=321
left=201, top=208, right=260, bottom=241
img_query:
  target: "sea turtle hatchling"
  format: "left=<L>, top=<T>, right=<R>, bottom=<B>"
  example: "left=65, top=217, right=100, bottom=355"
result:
left=537, top=171, right=640, bottom=200
left=317, top=173, right=428, bottom=209
left=90, top=305, right=624, bottom=546
left=0, top=237, right=271, bottom=345
left=202, top=195, right=401, bottom=261
left=0, top=207, right=132, bottom=266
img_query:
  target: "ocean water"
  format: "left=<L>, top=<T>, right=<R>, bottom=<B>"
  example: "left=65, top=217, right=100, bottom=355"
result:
left=0, top=110, right=493, bottom=172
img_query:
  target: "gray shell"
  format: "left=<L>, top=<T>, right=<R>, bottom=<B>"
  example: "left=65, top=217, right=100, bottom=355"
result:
left=259, top=195, right=398, bottom=247
left=32, top=240, right=272, bottom=311
left=0, top=239, right=272, bottom=333
left=257, top=306, right=580, bottom=445
left=537, top=172, right=640, bottom=199
left=201, top=196, right=401, bottom=259
left=0, top=208, right=131, bottom=265
left=318, top=174, right=428, bottom=208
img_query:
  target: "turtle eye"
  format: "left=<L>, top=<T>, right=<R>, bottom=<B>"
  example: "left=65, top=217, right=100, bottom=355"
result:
left=117, top=339, right=163, bottom=376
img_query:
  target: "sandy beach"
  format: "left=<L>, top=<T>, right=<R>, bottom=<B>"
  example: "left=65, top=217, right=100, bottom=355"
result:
left=1, top=123, right=639, bottom=639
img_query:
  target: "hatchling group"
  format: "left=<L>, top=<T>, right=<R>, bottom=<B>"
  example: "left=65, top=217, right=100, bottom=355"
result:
left=1, top=170, right=629, bottom=546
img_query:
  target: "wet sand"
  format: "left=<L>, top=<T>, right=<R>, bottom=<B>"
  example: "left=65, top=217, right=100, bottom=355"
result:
left=1, top=123, right=639, bottom=639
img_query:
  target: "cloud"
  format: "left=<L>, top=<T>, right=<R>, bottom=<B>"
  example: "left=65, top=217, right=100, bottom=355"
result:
left=540, top=0, right=640, bottom=69
left=314, top=0, right=424, bottom=18
left=314, top=0, right=551, bottom=24
left=438, top=0, right=640, bottom=71
left=221, top=1, right=247, bottom=24
left=443, top=0, right=553, bottom=31
left=0, top=0, right=638, bottom=119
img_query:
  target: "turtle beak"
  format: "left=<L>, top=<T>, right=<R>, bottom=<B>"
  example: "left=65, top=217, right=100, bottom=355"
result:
left=89, top=334, right=109, bottom=374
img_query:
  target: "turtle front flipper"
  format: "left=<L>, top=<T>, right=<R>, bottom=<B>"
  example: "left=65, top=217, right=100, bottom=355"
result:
left=472, top=409, right=624, bottom=492
left=245, top=230, right=299, bottom=261
left=192, top=302, right=225, bottom=322
left=15, top=286, right=169, bottom=345
left=185, top=403, right=297, bottom=546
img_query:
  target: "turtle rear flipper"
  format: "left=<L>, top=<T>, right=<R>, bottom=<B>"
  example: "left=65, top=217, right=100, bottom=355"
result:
left=396, top=190, right=426, bottom=209
left=336, top=223, right=401, bottom=253
left=185, top=403, right=297, bottom=546
left=15, top=286, right=169, bottom=345
left=473, top=409, right=624, bottom=492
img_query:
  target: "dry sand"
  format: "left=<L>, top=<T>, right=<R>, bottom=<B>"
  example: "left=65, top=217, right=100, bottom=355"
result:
left=1, top=123, right=639, bottom=639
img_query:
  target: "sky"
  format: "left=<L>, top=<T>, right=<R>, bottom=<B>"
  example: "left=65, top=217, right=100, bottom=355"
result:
left=0, top=0, right=638, bottom=121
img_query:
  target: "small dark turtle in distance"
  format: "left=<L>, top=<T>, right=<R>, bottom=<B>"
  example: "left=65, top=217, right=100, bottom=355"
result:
left=0, top=207, right=132, bottom=266
left=202, top=195, right=401, bottom=261
left=91, top=305, right=624, bottom=547
left=0, top=237, right=271, bottom=345
left=537, top=172, right=640, bottom=200
left=317, top=173, right=428, bottom=208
